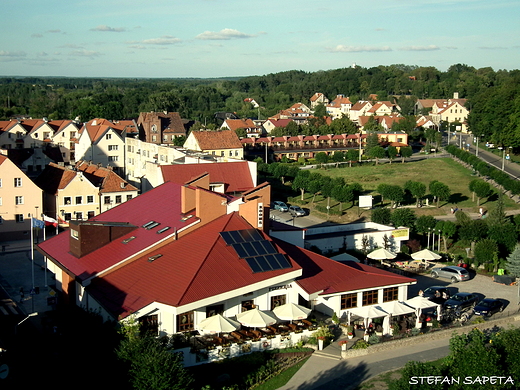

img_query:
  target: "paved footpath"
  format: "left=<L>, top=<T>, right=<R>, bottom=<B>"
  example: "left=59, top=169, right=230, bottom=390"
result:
left=279, top=315, right=520, bottom=390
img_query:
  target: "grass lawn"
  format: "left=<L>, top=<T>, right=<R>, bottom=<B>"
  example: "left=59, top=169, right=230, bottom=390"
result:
left=288, top=158, right=519, bottom=224
left=255, top=357, right=310, bottom=390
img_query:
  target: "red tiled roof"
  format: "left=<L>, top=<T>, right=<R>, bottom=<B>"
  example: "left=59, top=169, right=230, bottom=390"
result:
left=160, top=161, right=254, bottom=193
left=37, top=182, right=199, bottom=282
left=34, top=163, right=77, bottom=194
left=191, top=130, right=242, bottom=150
left=75, top=161, right=138, bottom=193
left=275, top=240, right=415, bottom=295
left=88, top=213, right=302, bottom=318
left=224, top=119, right=258, bottom=132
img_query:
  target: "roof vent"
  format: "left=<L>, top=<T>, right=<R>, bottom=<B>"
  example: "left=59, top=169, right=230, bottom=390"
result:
left=122, top=236, right=136, bottom=244
left=157, top=227, right=171, bottom=234
left=142, top=221, right=156, bottom=228
left=148, top=254, right=163, bottom=262
left=181, top=215, right=193, bottom=222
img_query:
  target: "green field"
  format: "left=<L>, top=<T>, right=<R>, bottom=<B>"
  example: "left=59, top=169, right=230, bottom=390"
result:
left=288, top=157, right=519, bottom=223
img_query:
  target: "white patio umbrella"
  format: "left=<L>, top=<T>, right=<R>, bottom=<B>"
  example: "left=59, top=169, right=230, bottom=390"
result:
left=367, top=248, right=397, bottom=261
left=196, top=314, right=241, bottom=335
left=404, top=296, right=442, bottom=328
left=273, top=303, right=312, bottom=322
left=347, top=305, right=389, bottom=328
left=411, top=249, right=442, bottom=261
left=236, top=308, right=277, bottom=328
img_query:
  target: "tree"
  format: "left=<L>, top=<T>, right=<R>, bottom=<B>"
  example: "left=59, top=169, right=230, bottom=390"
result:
left=368, top=145, right=387, bottom=165
left=400, top=146, right=413, bottom=163
left=315, top=152, right=329, bottom=166
left=458, top=219, right=488, bottom=256
left=332, top=151, right=345, bottom=167
left=469, top=179, right=492, bottom=206
left=371, top=207, right=392, bottom=225
left=415, top=215, right=437, bottom=235
left=376, top=183, right=391, bottom=205
left=116, top=329, right=194, bottom=390
left=292, top=170, right=311, bottom=200
left=387, top=145, right=398, bottom=164
left=429, top=180, right=451, bottom=208
left=332, top=184, right=354, bottom=212
left=385, top=185, right=405, bottom=208
left=391, top=208, right=416, bottom=228
left=505, top=243, right=520, bottom=278
left=234, top=128, right=247, bottom=139
left=436, top=220, right=457, bottom=252
left=488, top=222, right=518, bottom=256
left=346, top=149, right=359, bottom=166
left=474, top=238, right=499, bottom=267
left=405, top=180, right=426, bottom=207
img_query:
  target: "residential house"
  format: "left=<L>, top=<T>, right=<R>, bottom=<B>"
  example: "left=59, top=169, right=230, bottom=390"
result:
left=75, top=118, right=127, bottom=176
left=309, top=92, right=329, bottom=109
left=137, top=112, right=186, bottom=145
left=37, top=177, right=415, bottom=366
left=430, top=100, right=469, bottom=132
left=270, top=103, right=311, bottom=125
left=34, top=160, right=137, bottom=223
left=220, top=118, right=263, bottom=138
left=0, top=153, right=43, bottom=240
left=47, top=120, right=80, bottom=164
left=416, top=115, right=436, bottom=130
left=159, top=161, right=257, bottom=195
left=367, top=101, right=400, bottom=117
left=183, top=129, right=244, bottom=160
left=349, top=101, right=373, bottom=123
left=414, top=99, right=446, bottom=115
left=244, top=98, right=260, bottom=108
left=326, top=95, right=352, bottom=120
left=0, top=120, right=25, bottom=150
left=262, top=119, right=293, bottom=134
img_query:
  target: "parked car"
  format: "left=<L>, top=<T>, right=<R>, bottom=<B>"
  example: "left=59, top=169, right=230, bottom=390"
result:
left=443, top=292, right=478, bottom=312
left=473, top=298, right=504, bottom=317
left=431, top=265, right=470, bottom=283
left=272, top=201, right=288, bottom=212
left=289, top=205, right=305, bottom=217
left=422, top=286, right=450, bottom=303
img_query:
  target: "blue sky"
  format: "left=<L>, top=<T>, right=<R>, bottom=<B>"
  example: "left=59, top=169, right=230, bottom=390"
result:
left=1, top=0, right=518, bottom=78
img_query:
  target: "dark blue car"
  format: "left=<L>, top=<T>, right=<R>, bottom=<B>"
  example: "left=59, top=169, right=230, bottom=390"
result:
left=473, top=298, right=503, bottom=317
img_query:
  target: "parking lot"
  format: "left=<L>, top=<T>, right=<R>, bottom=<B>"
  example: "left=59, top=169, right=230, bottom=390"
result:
left=408, top=270, right=519, bottom=316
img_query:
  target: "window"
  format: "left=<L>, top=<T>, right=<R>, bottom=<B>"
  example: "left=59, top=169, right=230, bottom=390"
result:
left=0, top=216, right=2, bottom=224
left=152, top=135, right=157, bottom=142
left=0, top=178, right=2, bottom=187
left=108, top=156, right=118, bottom=162
left=71, top=229, right=79, bottom=239
left=15, top=196, right=24, bottom=205
left=341, top=293, right=358, bottom=310
left=15, top=214, right=24, bottom=223
left=362, top=290, right=379, bottom=306
left=70, top=131, right=76, bottom=139
left=87, top=195, right=94, bottom=204
left=75, top=196, right=82, bottom=205
left=14, top=178, right=22, bottom=187
left=270, top=295, right=286, bottom=310
left=64, top=213, right=72, bottom=221
left=163, top=135, right=168, bottom=142
left=241, top=300, right=255, bottom=312
left=108, top=145, right=118, bottom=151
left=104, top=196, right=111, bottom=205
left=206, top=304, right=224, bottom=318
left=0, top=197, right=2, bottom=206
left=115, top=195, right=122, bottom=204
left=106, top=133, right=112, bottom=139
left=64, top=196, right=71, bottom=205
left=87, top=211, right=95, bottom=218
left=383, top=287, right=398, bottom=302
left=177, top=311, right=194, bottom=332
left=139, top=314, right=158, bottom=335
left=126, top=195, right=132, bottom=201
left=75, top=212, right=82, bottom=220
left=151, top=124, right=157, bottom=133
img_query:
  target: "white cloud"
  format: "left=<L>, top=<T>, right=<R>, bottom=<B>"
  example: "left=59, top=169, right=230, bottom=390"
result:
left=69, top=50, right=103, bottom=57
left=330, top=45, right=392, bottom=52
left=137, top=35, right=182, bottom=45
left=90, top=25, right=126, bottom=32
left=47, top=29, right=62, bottom=33
left=31, top=33, right=43, bottom=38
left=400, top=45, right=440, bottom=51
left=195, top=28, right=255, bottom=40
left=0, top=50, right=27, bottom=57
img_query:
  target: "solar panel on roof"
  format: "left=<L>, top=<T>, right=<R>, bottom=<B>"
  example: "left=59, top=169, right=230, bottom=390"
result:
left=220, top=231, right=235, bottom=245
left=231, top=243, right=249, bottom=259
left=245, top=257, right=263, bottom=273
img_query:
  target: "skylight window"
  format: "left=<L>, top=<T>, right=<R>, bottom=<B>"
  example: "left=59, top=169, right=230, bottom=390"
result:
left=157, top=227, right=171, bottom=234
left=122, top=236, right=136, bottom=244
left=148, top=254, right=163, bottom=262
left=142, top=221, right=156, bottom=228
left=145, top=222, right=160, bottom=230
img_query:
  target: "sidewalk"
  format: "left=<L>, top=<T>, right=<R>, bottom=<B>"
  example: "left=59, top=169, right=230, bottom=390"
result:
left=280, top=314, right=520, bottom=390
left=0, top=239, right=54, bottom=316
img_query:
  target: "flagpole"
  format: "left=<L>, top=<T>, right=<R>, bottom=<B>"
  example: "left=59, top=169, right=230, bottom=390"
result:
left=30, top=216, right=35, bottom=290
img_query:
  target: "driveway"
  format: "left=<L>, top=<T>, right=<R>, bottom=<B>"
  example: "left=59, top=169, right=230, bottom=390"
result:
left=407, top=271, right=518, bottom=314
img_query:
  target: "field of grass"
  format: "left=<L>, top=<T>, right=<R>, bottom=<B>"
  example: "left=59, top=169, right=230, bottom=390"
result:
left=288, top=158, right=519, bottom=223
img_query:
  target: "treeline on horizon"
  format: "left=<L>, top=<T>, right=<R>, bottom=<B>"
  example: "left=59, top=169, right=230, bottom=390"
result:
left=1, top=63, right=519, bottom=149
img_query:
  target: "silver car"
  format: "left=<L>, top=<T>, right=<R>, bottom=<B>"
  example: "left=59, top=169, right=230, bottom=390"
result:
left=431, top=265, right=470, bottom=283
left=289, top=205, right=305, bottom=217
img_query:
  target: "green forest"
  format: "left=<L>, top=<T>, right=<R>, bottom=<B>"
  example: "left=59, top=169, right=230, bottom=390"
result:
left=1, top=63, right=520, bottom=148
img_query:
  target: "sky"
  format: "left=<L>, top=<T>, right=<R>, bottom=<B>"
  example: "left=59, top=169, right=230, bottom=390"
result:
left=1, top=0, right=519, bottom=78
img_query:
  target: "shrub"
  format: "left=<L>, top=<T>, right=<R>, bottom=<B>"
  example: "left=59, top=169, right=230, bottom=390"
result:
left=351, top=339, right=369, bottom=349
left=367, top=334, right=381, bottom=345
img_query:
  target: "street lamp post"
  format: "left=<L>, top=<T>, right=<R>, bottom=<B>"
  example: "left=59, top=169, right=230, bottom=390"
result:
left=475, top=135, right=479, bottom=157
left=499, top=146, right=506, bottom=171
left=15, top=312, right=38, bottom=335
left=358, top=132, right=362, bottom=163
